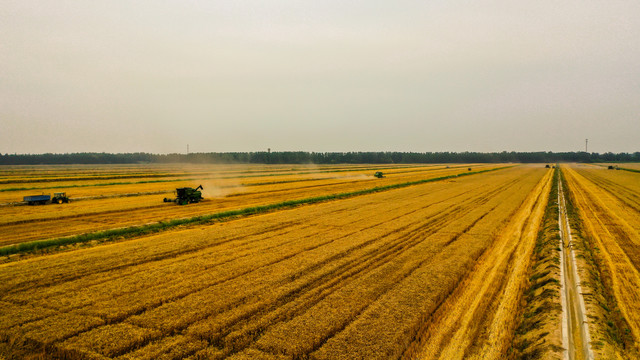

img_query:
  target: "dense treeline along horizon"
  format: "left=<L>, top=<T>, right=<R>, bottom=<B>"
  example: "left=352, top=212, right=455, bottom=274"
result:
left=1, top=151, right=639, bottom=165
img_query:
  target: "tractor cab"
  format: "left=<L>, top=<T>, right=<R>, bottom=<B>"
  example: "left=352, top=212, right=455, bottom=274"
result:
left=52, top=192, right=69, bottom=204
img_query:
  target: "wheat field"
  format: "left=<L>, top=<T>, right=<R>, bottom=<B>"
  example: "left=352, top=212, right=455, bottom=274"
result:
left=1, top=163, right=639, bottom=359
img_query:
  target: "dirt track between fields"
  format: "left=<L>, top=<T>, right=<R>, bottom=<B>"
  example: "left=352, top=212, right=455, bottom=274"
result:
left=558, top=178, right=593, bottom=360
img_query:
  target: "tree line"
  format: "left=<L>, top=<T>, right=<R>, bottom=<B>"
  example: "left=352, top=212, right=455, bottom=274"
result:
left=1, top=151, right=639, bottom=165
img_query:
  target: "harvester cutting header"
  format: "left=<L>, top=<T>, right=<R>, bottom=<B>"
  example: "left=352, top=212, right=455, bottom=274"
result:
left=164, top=185, right=203, bottom=205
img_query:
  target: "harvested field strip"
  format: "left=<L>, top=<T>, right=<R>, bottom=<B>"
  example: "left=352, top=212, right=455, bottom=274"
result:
left=0, top=164, right=436, bottom=187
left=0, top=166, right=503, bottom=251
left=562, top=167, right=640, bottom=344
left=0, top=178, right=189, bottom=193
left=404, top=168, right=552, bottom=359
left=0, top=167, right=543, bottom=359
left=0, top=165, right=492, bottom=208
left=1, top=168, right=459, bottom=243
left=0, top=173, right=191, bottom=184
left=0, top=164, right=457, bottom=194
left=0, top=166, right=317, bottom=183
left=0, top=166, right=508, bottom=251
left=0, top=165, right=474, bottom=206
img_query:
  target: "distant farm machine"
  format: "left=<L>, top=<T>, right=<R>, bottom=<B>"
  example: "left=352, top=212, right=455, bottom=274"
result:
left=23, top=192, right=69, bottom=205
left=164, top=185, right=204, bottom=205
left=374, top=172, right=385, bottom=178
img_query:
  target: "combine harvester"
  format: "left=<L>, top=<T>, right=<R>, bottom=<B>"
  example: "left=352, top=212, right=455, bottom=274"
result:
left=164, top=185, right=204, bottom=205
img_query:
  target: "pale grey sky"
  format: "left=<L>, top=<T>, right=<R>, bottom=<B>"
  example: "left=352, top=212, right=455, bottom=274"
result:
left=1, top=1, right=639, bottom=154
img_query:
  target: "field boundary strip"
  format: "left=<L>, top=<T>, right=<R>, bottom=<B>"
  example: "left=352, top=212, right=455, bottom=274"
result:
left=558, top=175, right=594, bottom=360
left=619, top=167, right=640, bottom=174
left=0, top=166, right=513, bottom=257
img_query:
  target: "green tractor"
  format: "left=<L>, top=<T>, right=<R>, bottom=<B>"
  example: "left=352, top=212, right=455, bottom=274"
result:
left=374, top=171, right=384, bottom=178
left=52, top=192, right=69, bottom=204
left=164, top=185, right=203, bottom=205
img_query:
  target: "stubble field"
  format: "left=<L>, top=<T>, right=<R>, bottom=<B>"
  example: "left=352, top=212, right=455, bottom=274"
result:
left=1, top=163, right=638, bottom=359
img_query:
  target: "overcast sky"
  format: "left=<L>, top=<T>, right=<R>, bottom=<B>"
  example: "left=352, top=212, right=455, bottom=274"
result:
left=1, top=1, right=639, bottom=154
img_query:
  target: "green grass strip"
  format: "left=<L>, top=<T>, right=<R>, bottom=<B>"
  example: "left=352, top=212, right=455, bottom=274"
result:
left=0, top=166, right=512, bottom=256
left=619, top=167, right=640, bottom=174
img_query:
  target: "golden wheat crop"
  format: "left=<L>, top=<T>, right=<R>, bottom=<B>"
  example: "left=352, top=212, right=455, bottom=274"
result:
left=562, top=165, right=640, bottom=349
left=0, top=164, right=497, bottom=246
left=0, top=165, right=553, bottom=359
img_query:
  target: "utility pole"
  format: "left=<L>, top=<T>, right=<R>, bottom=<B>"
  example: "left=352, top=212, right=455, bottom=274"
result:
left=187, top=144, right=189, bottom=155
left=585, top=139, right=588, bottom=153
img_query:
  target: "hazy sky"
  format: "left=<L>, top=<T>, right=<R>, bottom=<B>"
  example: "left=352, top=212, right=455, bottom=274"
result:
left=2, top=1, right=639, bottom=154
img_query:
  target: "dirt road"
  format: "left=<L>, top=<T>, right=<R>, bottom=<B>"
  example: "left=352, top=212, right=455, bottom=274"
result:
left=558, top=178, right=593, bottom=360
